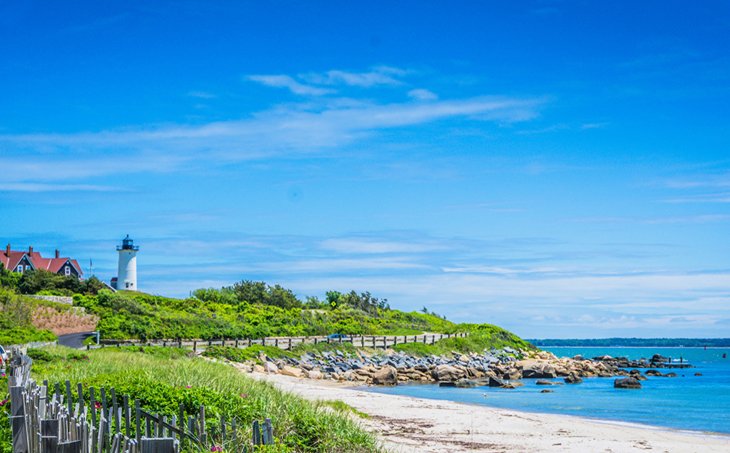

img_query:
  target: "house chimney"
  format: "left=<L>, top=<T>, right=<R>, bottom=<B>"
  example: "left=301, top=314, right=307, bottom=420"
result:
left=5, top=244, right=9, bottom=255
left=55, top=249, right=60, bottom=259
left=29, top=245, right=33, bottom=254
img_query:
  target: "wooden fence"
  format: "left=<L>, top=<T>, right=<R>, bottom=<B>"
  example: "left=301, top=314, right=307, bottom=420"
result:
left=5, top=350, right=274, bottom=453
left=99, top=332, right=469, bottom=352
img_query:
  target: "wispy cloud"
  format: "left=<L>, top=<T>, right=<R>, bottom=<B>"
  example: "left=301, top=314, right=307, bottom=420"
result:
left=320, top=237, right=447, bottom=254
left=187, top=91, right=217, bottom=99
left=301, top=66, right=406, bottom=87
left=407, top=88, right=438, bottom=101
left=663, top=193, right=730, bottom=204
left=0, top=95, right=544, bottom=185
left=0, top=183, right=123, bottom=192
left=246, top=74, right=334, bottom=96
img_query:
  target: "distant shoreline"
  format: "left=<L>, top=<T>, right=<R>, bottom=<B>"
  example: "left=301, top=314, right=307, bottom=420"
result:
left=529, top=338, right=730, bottom=347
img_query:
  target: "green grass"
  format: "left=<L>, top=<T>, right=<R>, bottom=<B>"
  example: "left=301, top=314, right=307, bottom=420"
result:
left=22, top=346, right=379, bottom=452
left=320, top=400, right=370, bottom=419
left=393, top=324, right=535, bottom=356
left=203, top=345, right=294, bottom=363
left=289, top=342, right=360, bottom=356
left=72, top=290, right=457, bottom=340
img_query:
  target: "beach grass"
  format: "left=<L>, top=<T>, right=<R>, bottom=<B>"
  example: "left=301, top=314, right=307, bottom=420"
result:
left=22, top=346, right=380, bottom=452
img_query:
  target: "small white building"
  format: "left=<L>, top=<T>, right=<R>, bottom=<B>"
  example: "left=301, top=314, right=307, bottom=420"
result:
left=112, top=235, right=139, bottom=291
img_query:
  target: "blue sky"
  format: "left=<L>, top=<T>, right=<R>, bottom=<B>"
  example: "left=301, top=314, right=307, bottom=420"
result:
left=2, top=1, right=729, bottom=338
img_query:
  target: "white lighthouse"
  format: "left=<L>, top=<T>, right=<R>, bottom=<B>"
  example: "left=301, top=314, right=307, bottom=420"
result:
left=116, top=235, right=139, bottom=291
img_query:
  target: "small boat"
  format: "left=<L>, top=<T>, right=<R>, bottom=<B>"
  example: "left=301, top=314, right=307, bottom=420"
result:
left=662, top=357, right=692, bottom=368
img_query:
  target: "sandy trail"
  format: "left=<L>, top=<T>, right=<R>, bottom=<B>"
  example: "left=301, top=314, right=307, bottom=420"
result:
left=250, top=372, right=730, bottom=453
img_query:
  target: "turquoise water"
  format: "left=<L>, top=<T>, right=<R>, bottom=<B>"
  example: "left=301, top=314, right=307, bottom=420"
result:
left=364, top=347, right=730, bottom=434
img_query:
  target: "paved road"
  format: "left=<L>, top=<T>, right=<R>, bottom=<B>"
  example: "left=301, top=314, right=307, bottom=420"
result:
left=58, top=332, right=95, bottom=349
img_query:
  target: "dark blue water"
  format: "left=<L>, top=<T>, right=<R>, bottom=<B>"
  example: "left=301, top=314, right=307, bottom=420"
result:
left=364, top=347, right=730, bottom=434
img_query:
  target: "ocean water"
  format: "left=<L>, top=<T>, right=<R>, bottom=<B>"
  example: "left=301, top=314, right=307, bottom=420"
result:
left=363, top=347, right=730, bottom=434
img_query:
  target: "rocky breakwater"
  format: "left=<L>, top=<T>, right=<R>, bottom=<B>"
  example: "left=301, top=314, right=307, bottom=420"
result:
left=236, top=347, right=634, bottom=388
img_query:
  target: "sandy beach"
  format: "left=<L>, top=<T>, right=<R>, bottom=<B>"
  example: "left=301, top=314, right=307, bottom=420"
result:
left=250, top=372, right=730, bottom=453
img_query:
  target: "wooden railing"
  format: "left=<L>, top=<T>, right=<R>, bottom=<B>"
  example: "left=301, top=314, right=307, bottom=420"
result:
left=99, top=332, right=469, bottom=352
left=5, top=350, right=274, bottom=453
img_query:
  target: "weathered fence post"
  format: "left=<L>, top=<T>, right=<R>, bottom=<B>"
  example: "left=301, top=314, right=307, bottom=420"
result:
left=139, top=437, right=175, bottom=453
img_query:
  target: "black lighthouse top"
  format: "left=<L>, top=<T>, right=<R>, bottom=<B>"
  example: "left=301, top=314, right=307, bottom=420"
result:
left=117, top=234, right=139, bottom=251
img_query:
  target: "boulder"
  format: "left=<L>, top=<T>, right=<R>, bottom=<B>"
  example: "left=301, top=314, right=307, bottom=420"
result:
left=540, top=389, right=554, bottom=393
left=454, top=379, right=480, bottom=388
left=264, top=362, right=278, bottom=374
left=488, top=376, right=506, bottom=388
left=501, top=382, right=523, bottom=389
left=371, top=366, right=398, bottom=385
left=253, top=364, right=265, bottom=373
left=432, top=364, right=466, bottom=382
left=535, top=380, right=562, bottom=386
left=305, top=369, right=323, bottom=380
left=614, top=377, right=642, bottom=389
left=279, top=366, right=303, bottom=378
left=564, top=373, right=583, bottom=384
left=645, top=369, right=663, bottom=376
left=694, top=372, right=703, bottom=376
left=664, top=372, right=677, bottom=378
left=521, top=362, right=557, bottom=379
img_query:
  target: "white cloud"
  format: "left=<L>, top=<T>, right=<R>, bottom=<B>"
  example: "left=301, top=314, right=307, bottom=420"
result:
left=407, top=89, right=438, bottom=101
left=246, top=74, right=334, bottom=96
left=0, top=95, right=544, bottom=185
left=663, top=192, right=730, bottom=203
left=320, top=238, right=447, bottom=254
left=301, top=67, right=406, bottom=87
left=0, top=183, right=122, bottom=192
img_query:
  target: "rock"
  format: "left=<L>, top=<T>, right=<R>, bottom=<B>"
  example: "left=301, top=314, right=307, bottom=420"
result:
left=614, top=377, right=642, bottom=389
left=305, top=369, right=323, bottom=379
left=521, top=362, right=557, bottom=379
left=645, top=369, right=663, bottom=376
left=253, top=364, right=265, bottom=373
left=540, top=389, right=554, bottom=393
left=664, top=372, right=677, bottom=378
left=488, top=376, right=506, bottom=387
left=564, top=373, right=583, bottom=384
left=432, top=364, right=466, bottom=382
left=454, top=379, right=480, bottom=388
left=264, top=362, right=278, bottom=374
left=439, top=381, right=456, bottom=387
left=371, top=366, right=398, bottom=385
left=503, top=369, right=522, bottom=380
left=535, top=380, right=562, bottom=386
left=501, top=382, right=523, bottom=389
left=694, top=372, right=702, bottom=376
left=279, top=366, right=303, bottom=378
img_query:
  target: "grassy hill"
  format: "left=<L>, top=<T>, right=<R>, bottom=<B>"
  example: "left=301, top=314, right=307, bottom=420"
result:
left=1, top=272, right=533, bottom=353
left=73, top=289, right=458, bottom=340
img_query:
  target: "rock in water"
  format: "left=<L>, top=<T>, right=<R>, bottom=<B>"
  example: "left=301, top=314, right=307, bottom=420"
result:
left=488, top=376, right=505, bottom=387
left=540, top=389, right=554, bottom=393
left=454, top=379, right=479, bottom=388
left=372, top=366, right=398, bottom=385
left=614, top=377, right=642, bottom=389
left=535, top=380, right=563, bottom=386
left=431, top=364, right=466, bottom=382
left=564, top=373, right=583, bottom=384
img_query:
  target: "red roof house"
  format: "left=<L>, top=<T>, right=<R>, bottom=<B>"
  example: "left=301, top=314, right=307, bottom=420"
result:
left=1, top=244, right=84, bottom=278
